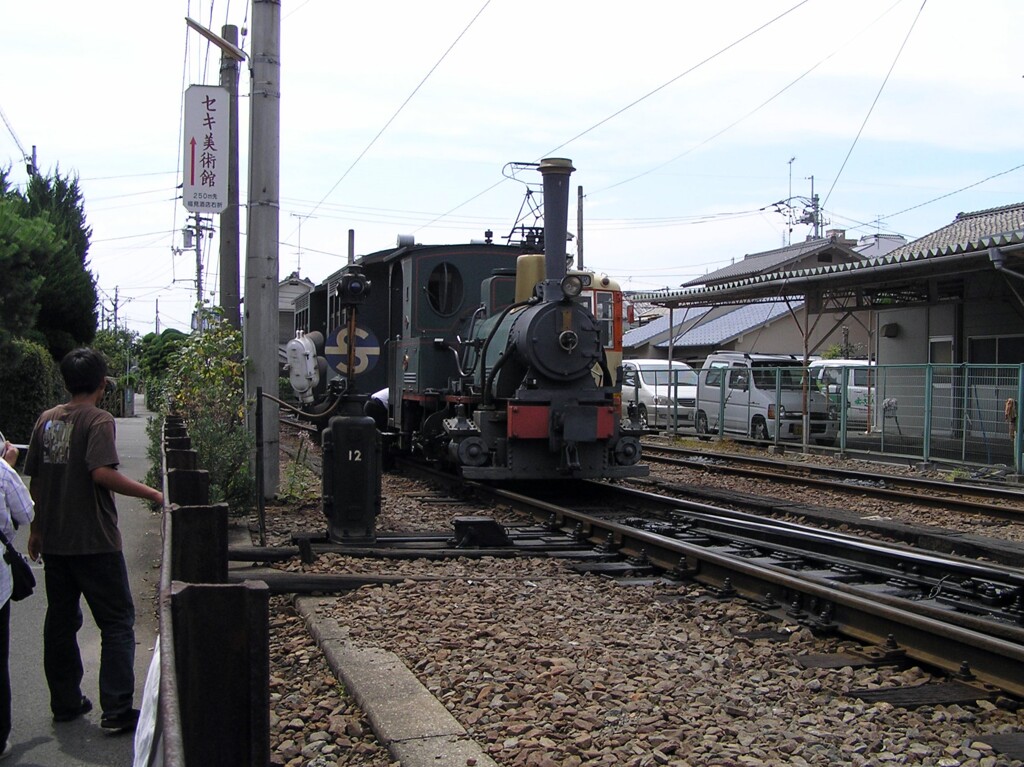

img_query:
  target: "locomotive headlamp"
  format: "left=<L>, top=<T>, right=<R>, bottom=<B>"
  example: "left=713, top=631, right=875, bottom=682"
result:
left=561, top=274, right=584, bottom=297
left=337, top=272, right=371, bottom=305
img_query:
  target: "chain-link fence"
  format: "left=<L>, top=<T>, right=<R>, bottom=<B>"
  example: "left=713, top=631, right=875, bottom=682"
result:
left=668, top=362, right=1024, bottom=474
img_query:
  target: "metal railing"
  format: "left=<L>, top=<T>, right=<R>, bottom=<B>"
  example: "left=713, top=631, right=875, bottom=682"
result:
left=669, top=363, right=1023, bottom=475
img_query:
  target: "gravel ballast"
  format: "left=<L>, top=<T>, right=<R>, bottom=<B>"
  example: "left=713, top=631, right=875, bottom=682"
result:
left=262, top=434, right=1024, bottom=766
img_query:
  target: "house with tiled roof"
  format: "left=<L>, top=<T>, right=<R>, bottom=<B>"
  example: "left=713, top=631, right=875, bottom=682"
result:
left=629, top=203, right=1024, bottom=451
left=631, top=203, right=1024, bottom=366
left=623, top=230, right=904, bottom=362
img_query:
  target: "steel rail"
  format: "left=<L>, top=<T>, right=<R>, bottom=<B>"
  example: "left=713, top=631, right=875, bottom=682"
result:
left=643, top=444, right=1024, bottom=521
left=484, top=484, right=1024, bottom=697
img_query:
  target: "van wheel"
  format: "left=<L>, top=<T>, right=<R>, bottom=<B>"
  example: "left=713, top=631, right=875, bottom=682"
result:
left=750, top=417, right=769, bottom=442
left=637, top=404, right=648, bottom=429
left=696, top=411, right=711, bottom=441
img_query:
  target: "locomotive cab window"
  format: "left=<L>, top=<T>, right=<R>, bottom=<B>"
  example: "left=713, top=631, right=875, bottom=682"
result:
left=425, top=262, right=464, bottom=316
left=593, top=291, right=615, bottom=349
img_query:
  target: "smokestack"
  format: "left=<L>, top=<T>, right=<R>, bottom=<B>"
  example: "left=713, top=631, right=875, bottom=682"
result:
left=538, top=157, right=575, bottom=300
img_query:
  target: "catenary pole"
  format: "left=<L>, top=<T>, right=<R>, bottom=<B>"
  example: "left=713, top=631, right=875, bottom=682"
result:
left=244, top=0, right=281, bottom=497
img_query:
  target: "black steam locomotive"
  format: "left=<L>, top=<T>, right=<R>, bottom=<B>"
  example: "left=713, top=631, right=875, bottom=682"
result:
left=286, top=158, right=647, bottom=481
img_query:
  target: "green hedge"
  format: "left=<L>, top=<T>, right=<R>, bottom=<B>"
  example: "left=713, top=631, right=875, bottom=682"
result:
left=0, top=338, right=63, bottom=443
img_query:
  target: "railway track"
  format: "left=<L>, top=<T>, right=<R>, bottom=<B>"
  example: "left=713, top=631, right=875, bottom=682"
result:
left=462, top=478, right=1024, bottom=699
left=251, top=448, right=1024, bottom=696
left=245, top=448, right=1024, bottom=764
left=642, top=443, right=1024, bottom=522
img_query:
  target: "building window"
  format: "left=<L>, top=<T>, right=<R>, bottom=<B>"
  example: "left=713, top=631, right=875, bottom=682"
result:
left=969, top=335, right=1024, bottom=365
left=929, top=337, right=953, bottom=385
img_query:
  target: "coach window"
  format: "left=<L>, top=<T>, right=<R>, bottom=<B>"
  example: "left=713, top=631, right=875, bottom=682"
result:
left=425, top=262, right=464, bottom=316
left=594, top=291, right=614, bottom=348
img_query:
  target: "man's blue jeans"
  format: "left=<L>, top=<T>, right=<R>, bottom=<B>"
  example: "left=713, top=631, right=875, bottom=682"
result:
left=42, top=552, right=135, bottom=719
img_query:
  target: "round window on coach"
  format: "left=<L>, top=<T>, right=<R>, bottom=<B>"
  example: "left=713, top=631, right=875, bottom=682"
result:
left=425, top=262, right=464, bottom=316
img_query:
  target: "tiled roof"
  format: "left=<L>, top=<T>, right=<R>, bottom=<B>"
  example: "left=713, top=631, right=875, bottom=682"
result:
left=881, top=202, right=1024, bottom=261
left=654, top=301, right=797, bottom=348
left=633, top=202, right=1024, bottom=306
left=683, top=238, right=853, bottom=287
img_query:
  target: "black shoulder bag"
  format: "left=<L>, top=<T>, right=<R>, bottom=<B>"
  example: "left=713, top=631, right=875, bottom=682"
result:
left=0, top=529, right=35, bottom=601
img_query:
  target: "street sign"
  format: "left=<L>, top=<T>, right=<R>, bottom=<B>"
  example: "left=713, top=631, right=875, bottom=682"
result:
left=183, top=85, right=229, bottom=213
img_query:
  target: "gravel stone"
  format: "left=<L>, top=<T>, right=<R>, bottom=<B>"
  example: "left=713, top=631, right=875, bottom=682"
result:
left=262, top=427, right=1024, bottom=766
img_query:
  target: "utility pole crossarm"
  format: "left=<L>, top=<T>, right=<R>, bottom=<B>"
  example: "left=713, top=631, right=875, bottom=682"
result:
left=185, top=17, right=247, bottom=61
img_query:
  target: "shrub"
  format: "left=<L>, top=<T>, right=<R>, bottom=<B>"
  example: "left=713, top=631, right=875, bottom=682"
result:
left=161, top=317, right=254, bottom=510
left=0, top=337, right=63, bottom=443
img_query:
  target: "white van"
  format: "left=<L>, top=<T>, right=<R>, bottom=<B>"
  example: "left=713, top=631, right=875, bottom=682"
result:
left=621, top=359, right=698, bottom=428
left=808, top=359, right=875, bottom=428
left=696, top=352, right=837, bottom=444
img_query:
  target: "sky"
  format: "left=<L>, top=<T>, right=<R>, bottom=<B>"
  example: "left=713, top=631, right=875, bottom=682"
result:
left=3, top=0, right=1023, bottom=336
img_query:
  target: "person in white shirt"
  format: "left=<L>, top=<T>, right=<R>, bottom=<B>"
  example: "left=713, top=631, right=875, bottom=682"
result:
left=0, top=441, right=34, bottom=760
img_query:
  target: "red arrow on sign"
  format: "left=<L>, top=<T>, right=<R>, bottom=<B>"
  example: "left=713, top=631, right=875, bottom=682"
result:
left=189, top=137, right=197, bottom=186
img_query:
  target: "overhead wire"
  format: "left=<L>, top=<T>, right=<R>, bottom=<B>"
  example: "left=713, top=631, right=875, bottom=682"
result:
left=291, top=0, right=494, bottom=242
left=880, top=162, right=1024, bottom=222
left=417, top=0, right=815, bottom=234
left=821, top=0, right=929, bottom=210
left=593, top=0, right=909, bottom=196
left=543, top=0, right=814, bottom=158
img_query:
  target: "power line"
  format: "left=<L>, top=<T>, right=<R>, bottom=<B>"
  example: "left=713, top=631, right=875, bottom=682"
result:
left=295, top=0, right=493, bottom=239
left=593, top=0, right=909, bottom=196
left=416, top=0, right=814, bottom=234
left=543, top=0, right=814, bottom=157
left=822, top=0, right=929, bottom=209
left=881, top=162, right=1024, bottom=222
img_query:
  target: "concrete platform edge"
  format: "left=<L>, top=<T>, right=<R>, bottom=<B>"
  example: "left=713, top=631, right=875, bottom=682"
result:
left=295, top=596, right=498, bottom=767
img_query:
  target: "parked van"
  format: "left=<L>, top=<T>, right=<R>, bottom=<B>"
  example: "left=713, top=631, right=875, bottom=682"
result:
left=621, top=359, right=698, bottom=428
left=808, top=359, right=875, bottom=428
left=696, top=352, right=837, bottom=444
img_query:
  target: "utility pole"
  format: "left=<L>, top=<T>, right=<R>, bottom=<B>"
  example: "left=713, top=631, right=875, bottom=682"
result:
left=182, top=213, right=214, bottom=315
left=155, top=299, right=161, bottom=334
left=244, top=0, right=282, bottom=498
left=787, top=157, right=796, bottom=245
left=808, top=175, right=821, bottom=239
left=220, top=24, right=242, bottom=330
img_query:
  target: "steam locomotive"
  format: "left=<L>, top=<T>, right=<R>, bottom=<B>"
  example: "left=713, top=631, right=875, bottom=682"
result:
left=286, top=158, right=647, bottom=481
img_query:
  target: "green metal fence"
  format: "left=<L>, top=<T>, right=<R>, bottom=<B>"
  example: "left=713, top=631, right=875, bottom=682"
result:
left=682, top=363, right=1024, bottom=476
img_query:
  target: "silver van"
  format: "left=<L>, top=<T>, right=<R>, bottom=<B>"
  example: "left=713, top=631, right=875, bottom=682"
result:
left=809, top=359, right=876, bottom=428
left=621, top=359, right=698, bottom=428
left=696, top=352, right=837, bottom=444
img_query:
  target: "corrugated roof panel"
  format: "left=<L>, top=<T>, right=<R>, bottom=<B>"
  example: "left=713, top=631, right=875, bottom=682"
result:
left=654, top=301, right=798, bottom=348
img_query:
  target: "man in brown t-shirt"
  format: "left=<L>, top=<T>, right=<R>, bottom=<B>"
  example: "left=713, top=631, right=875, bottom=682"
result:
left=24, top=348, right=163, bottom=732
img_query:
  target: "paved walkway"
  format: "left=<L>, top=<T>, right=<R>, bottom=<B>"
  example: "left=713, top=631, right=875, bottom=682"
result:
left=8, top=395, right=162, bottom=766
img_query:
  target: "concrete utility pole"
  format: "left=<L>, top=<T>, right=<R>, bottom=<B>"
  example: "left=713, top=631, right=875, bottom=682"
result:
left=220, top=24, right=242, bottom=330
left=244, top=0, right=282, bottom=497
left=182, top=213, right=213, bottom=316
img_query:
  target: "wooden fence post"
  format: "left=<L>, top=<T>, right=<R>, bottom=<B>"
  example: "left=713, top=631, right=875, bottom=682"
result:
left=170, top=503, right=230, bottom=583
left=166, top=468, right=210, bottom=507
left=171, top=581, right=270, bottom=767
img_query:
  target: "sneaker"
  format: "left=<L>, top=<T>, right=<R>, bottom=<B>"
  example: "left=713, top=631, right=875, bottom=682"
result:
left=53, top=696, right=93, bottom=723
left=100, top=708, right=140, bottom=732
left=0, top=739, right=10, bottom=760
